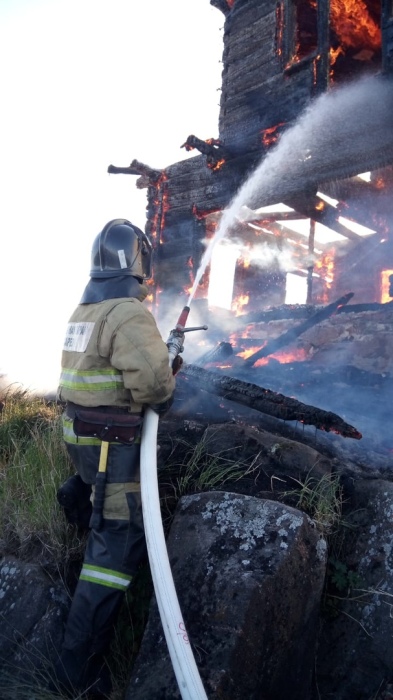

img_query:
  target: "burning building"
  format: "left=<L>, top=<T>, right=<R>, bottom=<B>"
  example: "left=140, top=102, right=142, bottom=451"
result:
left=108, top=0, right=393, bottom=460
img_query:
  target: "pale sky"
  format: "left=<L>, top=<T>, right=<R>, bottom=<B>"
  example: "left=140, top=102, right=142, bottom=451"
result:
left=0, top=0, right=223, bottom=393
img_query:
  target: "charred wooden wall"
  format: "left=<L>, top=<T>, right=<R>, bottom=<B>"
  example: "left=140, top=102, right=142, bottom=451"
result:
left=145, top=0, right=393, bottom=321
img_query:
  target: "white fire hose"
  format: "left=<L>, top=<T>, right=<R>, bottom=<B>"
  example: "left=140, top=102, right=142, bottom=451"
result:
left=140, top=408, right=208, bottom=700
left=140, top=306, right=208, bottom=700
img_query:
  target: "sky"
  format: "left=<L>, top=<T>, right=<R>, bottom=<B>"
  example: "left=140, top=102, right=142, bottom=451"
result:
left=0, top=0, right=223, bottom=394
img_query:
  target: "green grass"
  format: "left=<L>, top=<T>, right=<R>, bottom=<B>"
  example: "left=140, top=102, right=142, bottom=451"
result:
left=0, top=388, right=85, bottom=568
left=158, top=430, right=260, bottom=528
left=279, top=469, right=345, bottom=536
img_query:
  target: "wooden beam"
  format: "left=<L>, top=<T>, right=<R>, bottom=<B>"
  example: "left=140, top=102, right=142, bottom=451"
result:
left=285, top=195, right=364, bottom=241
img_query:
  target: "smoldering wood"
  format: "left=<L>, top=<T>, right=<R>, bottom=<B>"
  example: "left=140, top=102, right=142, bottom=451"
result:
left=227, top=301, right=392, bottom=328
left=107, top=159, right=162, bottom=183
left=178, top=363, right=362, bottom=439
left=244, top=292, right=354, bottom=367
left=181, top=135, right=228, bottom=170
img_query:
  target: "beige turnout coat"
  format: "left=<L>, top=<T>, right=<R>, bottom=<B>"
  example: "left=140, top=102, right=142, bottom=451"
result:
left=58, top=289, right=175, bottom=413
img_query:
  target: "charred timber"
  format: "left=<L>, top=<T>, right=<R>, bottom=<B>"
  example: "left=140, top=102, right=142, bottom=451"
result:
left=107, top=159, right=162, bottom=184
left=179, top=364, right=362, bottom=440
left=244, top=292, right=354, bottom=367
left=181, top=135, right=228, bottom=169
left=228, top=301, right=393, bottom=328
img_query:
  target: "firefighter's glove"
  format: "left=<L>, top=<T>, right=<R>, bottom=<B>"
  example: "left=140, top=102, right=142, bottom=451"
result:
left=172, top=355, right=183, bottom=376
left=149, top=395, right=174, bottom=416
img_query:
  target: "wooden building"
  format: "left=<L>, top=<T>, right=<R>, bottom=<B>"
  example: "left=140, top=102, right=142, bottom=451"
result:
left=109, top=0, right=393, bottom=319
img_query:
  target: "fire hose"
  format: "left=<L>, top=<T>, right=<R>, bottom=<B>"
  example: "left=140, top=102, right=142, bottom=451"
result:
left=140, top=306, right=209, bottom=700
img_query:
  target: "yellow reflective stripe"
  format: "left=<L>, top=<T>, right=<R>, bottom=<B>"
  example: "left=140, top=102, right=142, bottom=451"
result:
left=80, top=564, right=132, bottom=590
left=60, top=368, right=123, bottom=392
left=62, top=416, right=101, bottom=445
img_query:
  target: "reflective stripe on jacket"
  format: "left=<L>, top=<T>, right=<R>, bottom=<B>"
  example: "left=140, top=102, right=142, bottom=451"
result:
left=58, top=294, right=175, bottom=412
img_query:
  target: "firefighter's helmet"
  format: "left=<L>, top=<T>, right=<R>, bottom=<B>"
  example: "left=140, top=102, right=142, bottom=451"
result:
left=90, top=219, right=152, bottom=280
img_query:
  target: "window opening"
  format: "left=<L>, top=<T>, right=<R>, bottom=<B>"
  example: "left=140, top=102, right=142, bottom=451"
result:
left=329, top=0, right=382, bottom=82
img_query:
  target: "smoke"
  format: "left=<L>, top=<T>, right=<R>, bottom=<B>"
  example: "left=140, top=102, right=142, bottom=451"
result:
left=188, top=74, right=393, bottom=305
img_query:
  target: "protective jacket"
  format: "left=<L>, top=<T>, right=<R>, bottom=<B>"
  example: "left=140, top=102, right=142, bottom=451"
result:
left=58, top=285, right=175, bottom=413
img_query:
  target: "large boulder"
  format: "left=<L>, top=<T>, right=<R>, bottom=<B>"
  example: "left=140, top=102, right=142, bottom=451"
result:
left=0, top=556, right=70, bottom=693
left=317, top=479, right=393, bottom=700
left=127, top=491, right=327, bottom=700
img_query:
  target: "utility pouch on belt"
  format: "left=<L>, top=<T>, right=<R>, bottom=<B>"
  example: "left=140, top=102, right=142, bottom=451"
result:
left=73, top=410, right=143, bottom=445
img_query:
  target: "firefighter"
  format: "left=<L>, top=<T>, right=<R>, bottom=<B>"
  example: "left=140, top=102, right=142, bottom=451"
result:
left=52, top=219, right=177, bottom=698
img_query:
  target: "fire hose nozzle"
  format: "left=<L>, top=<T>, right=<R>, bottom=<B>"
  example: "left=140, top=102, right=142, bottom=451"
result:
left=175, top=305, right=190, bottom=331
left=166, top=306, right=208, bottom=364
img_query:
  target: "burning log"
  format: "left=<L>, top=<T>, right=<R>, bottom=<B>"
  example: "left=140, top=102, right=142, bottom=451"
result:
left=179, top=364, right=362, bottom=440
left=244, top=292, right=354, bottom=368
left=181, top=135, right=228, bottom=170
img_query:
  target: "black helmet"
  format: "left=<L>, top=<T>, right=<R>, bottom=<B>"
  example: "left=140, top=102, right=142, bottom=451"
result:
left=90, top=219, right=152, bottom=280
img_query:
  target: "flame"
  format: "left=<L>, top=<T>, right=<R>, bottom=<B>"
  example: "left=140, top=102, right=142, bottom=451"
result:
left=236, top=345, right=263, bottom=360
left=275, top=2, right=284, bottom=58
left=149, top=171, right=169, bottom=247
left=381, top=269, right=393, bottom=304
left=235, top=346, right=309, bottom=366
left=254, top=348, right=309, bottom=367
left=330, top=0, right=381, bottom=53
left=314, top=250, right=335, bottom=302
left=209, top=158, right=226, bottom=172
left=231, top=294, right=249, bottom=316
left=192, top=204, right=221, bottom=220
left=329, top=45, right=344, bottom=69
left=261, top=123, right=285, bottom=148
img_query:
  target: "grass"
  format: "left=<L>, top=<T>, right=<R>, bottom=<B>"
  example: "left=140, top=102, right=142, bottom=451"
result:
left=158, top=430, right=261, bottom=527
left=0, top=388, right=85, bottom=568
left=279, top=468, right=345, bottom=536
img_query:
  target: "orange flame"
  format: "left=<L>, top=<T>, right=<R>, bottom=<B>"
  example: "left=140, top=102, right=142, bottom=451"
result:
left=236, top=345, right=263, bottom=360
left=315, top=250, right=335, bottom=303
left=275, top=2, right=284, bottom=58
left=381, top=269, right=393, bottom=304
left=330, top=0, right=381, bottom=52
left=236, top=346, right=309, bottom=366
left=261, top=123, right=286, bottom=148
left=231, top=294, right=250, bottom=316
left=209, top=158, right=226, bottom=172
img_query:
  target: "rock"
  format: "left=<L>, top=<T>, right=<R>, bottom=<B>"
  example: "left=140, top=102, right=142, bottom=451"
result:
left=127, top=491, right=327, bottom=700
left=317, top=479, right=393, bottom=700
left=0, top=556, right=70, bottom=692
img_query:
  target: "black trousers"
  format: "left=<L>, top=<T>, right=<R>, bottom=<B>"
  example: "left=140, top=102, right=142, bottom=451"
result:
left=53, top=438, right=147, bottom=696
